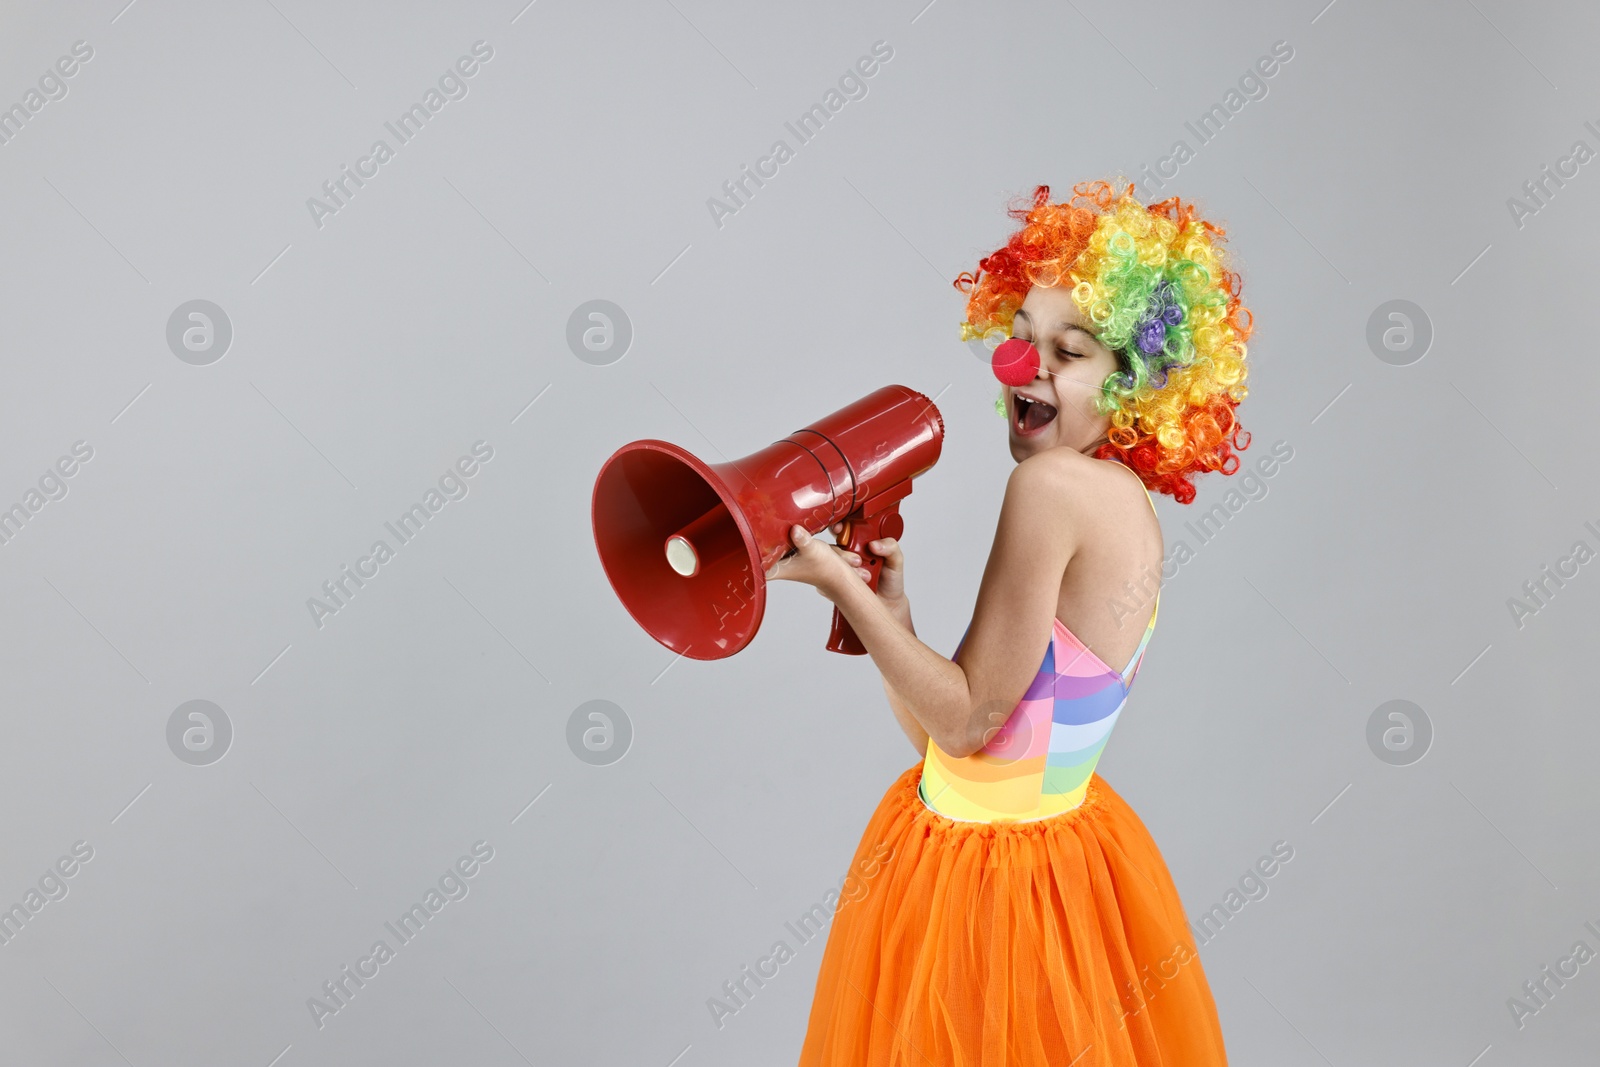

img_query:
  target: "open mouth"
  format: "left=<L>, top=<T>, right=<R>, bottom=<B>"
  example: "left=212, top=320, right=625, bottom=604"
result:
left=1012, top=392, right=1059, bottom=436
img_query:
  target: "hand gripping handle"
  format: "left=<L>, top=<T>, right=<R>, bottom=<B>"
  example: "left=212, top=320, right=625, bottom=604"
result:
left=826, top=501, right=906, bottom=655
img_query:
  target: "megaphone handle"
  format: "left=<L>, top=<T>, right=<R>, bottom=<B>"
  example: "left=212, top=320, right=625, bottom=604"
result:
left=826, top=503, right=906, bottom=655
left=827, top=601, right=867, bottom=656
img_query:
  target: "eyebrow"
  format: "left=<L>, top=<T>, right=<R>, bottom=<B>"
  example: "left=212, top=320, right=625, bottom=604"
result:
left=1014, top=308, right=1096, bottom=340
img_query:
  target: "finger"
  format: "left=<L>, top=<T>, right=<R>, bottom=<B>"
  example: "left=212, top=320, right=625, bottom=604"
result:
left=765, top=541, right=800, bottom=580
left=868, top=537, right=903, bottom=565
left=790, top=525, right=831, bottom=560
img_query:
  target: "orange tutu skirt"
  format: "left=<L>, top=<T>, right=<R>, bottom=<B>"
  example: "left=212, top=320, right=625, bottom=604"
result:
left=798, top=765, right=1228, bottom=1066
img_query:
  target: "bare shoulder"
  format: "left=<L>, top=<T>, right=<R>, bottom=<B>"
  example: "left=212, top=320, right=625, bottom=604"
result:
left=1008, top=448, right=1150, bottom=521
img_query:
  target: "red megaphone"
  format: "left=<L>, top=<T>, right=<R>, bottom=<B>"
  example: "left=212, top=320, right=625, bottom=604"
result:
left=591, top=384, right=944, bottom=660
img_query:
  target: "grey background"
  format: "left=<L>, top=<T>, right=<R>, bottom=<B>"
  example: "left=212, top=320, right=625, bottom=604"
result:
left=1, top=0, right=1596, bottom=1064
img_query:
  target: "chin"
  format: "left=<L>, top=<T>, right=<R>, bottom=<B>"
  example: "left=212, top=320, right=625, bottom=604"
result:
left=1007, top=436, right=1038, bottom=462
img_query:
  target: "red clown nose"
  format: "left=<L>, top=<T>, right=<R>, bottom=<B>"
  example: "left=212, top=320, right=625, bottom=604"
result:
left=992, top=338, right=1040, bottom=386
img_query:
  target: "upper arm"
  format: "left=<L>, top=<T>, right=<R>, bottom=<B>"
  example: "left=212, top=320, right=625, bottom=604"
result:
left=947, top=452, right=1084, bottom=755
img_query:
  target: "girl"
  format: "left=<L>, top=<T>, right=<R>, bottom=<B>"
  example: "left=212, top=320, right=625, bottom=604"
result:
left=769, top=180, right=1250, bottom=1065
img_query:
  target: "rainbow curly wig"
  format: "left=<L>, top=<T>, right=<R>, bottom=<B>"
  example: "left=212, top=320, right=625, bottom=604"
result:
left=954, top=180, right=1252, bottom=505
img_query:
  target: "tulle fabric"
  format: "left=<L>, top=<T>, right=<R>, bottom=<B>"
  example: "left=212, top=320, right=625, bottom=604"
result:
left=798, top=765, right=1227, bottom=1066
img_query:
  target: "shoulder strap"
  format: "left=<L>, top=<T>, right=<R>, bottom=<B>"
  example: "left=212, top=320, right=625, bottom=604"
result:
left=1103, top=461, right=1159, bottom=682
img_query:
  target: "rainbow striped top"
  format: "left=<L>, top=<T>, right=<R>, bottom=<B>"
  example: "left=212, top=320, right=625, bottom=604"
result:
left=917, top=488, right=1159, bottom=823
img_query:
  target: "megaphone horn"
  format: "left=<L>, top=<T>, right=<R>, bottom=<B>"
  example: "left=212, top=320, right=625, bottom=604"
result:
left=591, top=384, right=945, bottom=660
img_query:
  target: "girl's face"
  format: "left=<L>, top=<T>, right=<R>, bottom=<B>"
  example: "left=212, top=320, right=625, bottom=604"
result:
left=1004, top=284, right=1121, bottom=462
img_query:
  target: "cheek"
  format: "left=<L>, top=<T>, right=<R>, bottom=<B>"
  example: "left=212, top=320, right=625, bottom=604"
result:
left=1057, top=363, right=1108, bottom=406
left=1056, top=366, right=1114, bottom=427
left=1076, top=356, right=1119, bottom=399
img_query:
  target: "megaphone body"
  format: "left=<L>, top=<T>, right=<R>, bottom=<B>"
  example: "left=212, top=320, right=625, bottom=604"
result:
left=592, top=385, right=945, bottom=660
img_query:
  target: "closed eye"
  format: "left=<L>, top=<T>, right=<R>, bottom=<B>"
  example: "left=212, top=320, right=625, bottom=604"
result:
left=1016, top=333, right=1084, bottom=361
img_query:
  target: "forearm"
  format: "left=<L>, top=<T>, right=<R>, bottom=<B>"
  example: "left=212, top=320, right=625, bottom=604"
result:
left=877, top=604, right=929, bottom=757
left=883, top=676, right=930, bottom=758
left=829, top=578, right=979, bottom=756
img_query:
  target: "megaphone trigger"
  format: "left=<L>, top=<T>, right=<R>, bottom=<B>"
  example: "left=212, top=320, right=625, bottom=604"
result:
left=824, top=487, right=913, bottom=654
